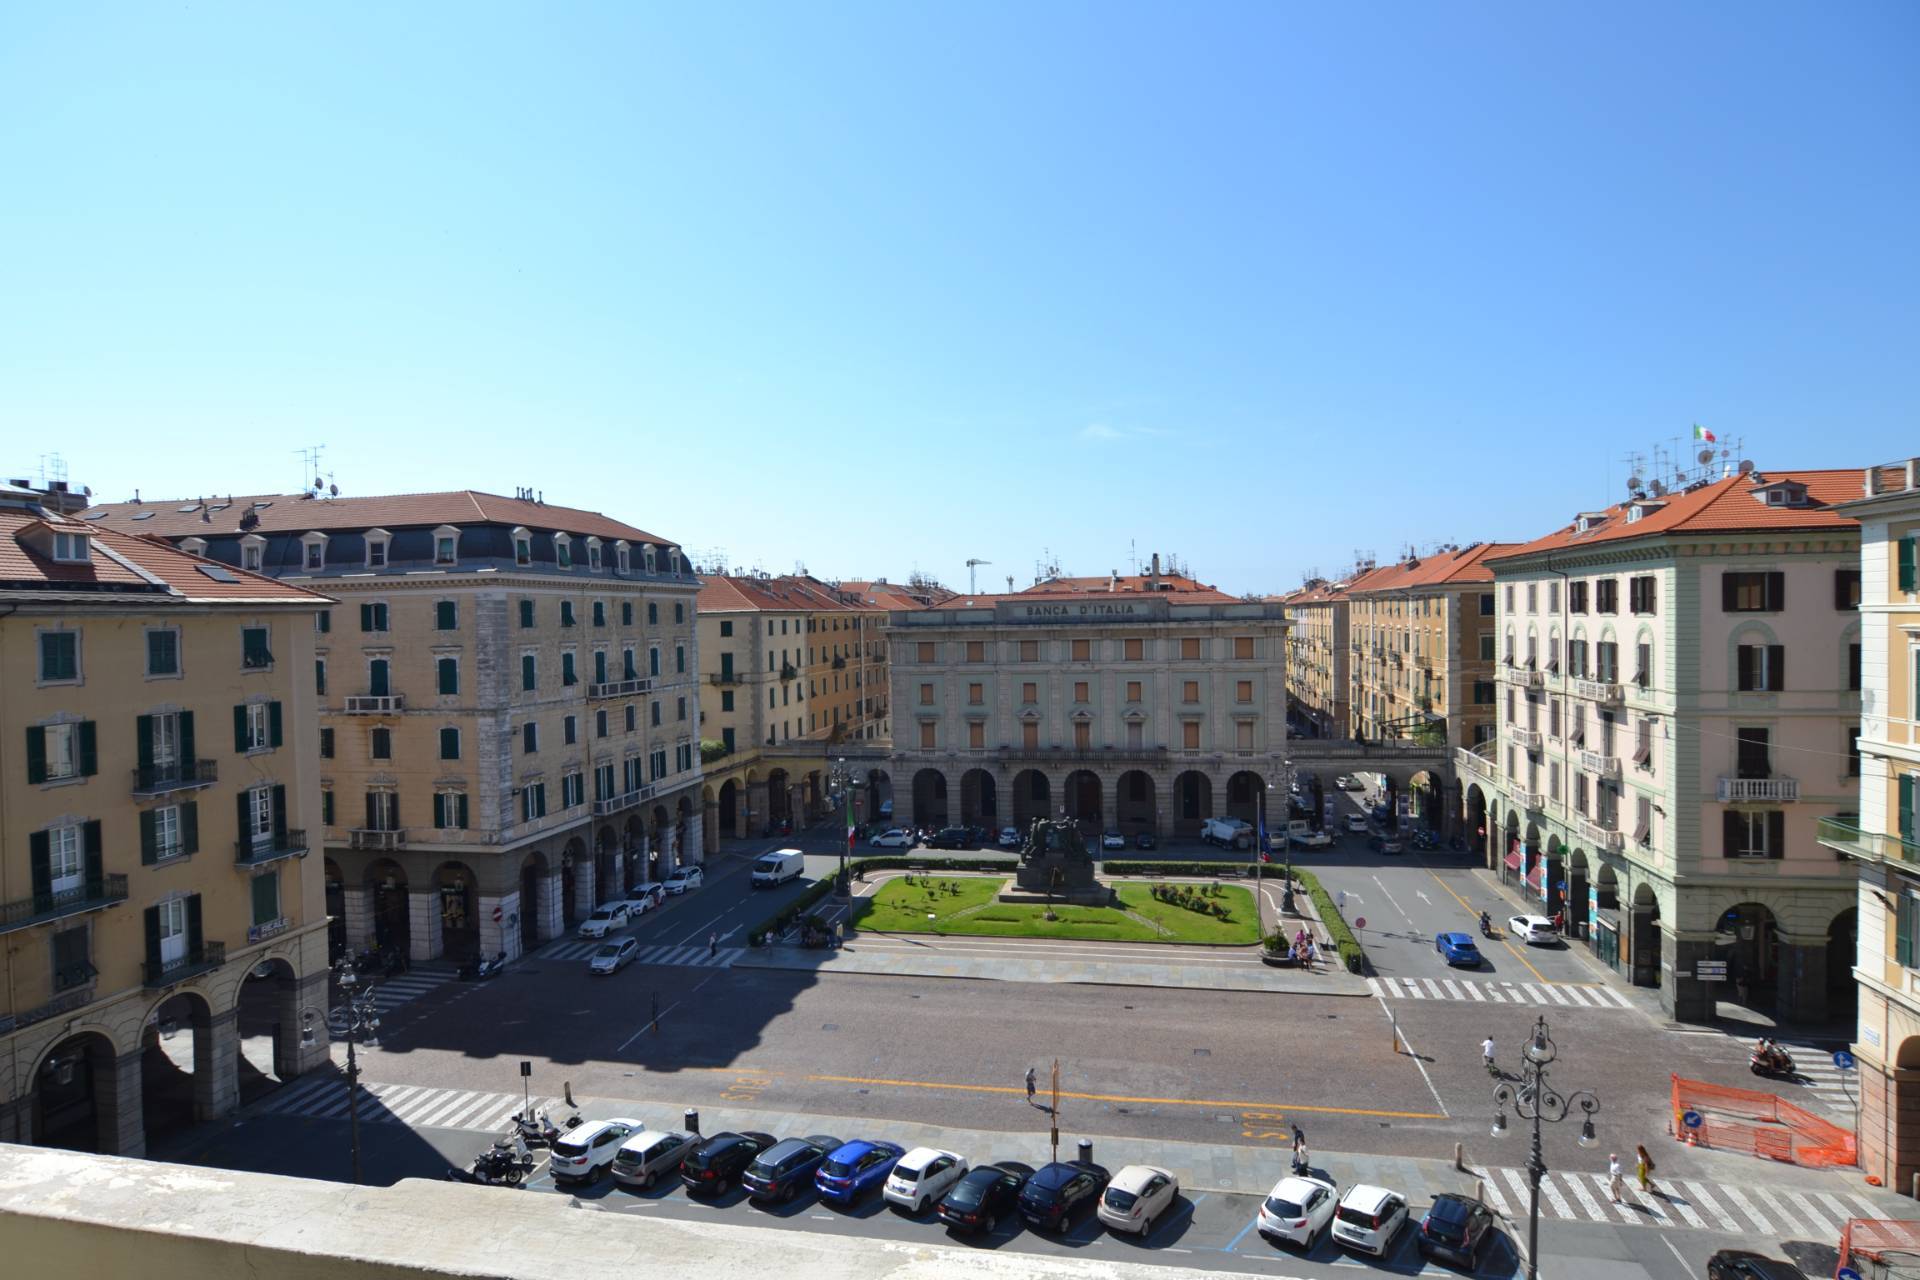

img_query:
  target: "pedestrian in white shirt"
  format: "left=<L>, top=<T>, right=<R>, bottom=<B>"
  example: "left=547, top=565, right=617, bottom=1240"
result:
left=1607, top=1153, right=1625, bottom=1203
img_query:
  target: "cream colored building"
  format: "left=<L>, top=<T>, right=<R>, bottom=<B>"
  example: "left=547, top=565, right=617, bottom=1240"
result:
left=888, top=571, right=1288, bottom=838
left=1277, top=578, right=1351, bottom=739
left=0, top=482, right=331, bottom=1159
left=87, top=490, right=703, bottom=965
left=1460, top=469, right=1861, bottom=1024
left=1821, top=459, right=1920, bottom=1193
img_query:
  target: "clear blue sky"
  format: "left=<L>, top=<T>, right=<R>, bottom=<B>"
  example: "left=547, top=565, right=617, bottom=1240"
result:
left=3, top=3, right=1913, bottom=595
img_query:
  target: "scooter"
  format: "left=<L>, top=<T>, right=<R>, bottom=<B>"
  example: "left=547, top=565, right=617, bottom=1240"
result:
left=510, top=1107, right=582, bottom=1148
left=458, top=951, right=508, bottom=981
left=470, top=1135, right=535, bottom=1186
left=1478, top=915, right=1496, bottom=940
left=1749, top=1044, right=1796, bottom=1077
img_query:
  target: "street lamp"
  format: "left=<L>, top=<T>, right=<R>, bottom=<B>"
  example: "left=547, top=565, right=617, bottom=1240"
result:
left=301, top=957, right=383, bottom=1185
left=828, top=755, right=856, bottom=898
left=1491, top=1016, right=1599, bottom=1280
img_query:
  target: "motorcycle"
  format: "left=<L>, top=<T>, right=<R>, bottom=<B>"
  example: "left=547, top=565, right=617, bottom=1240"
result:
left=458, top=951, right=508, bottom=981
left=1478, top=915, right=1496, bottom=939
left=511, top=1107, right=582, bottom=1148
left=470, top=1135, right=535, bottom=1186
left=1749, top=1045, right=1796, bottom=1077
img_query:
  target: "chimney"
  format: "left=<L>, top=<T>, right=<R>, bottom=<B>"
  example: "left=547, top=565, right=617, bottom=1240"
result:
left=1109, top=570, right=1119, bottom=592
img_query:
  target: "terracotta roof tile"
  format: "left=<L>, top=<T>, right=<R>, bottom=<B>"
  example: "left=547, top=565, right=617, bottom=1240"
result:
left=697, top=574, right=874, bottom=613
left=84, top=490, right=675, bottom=545
left=0, top=508, right=328, bottom=604
left=1344, top=543, right=1522, bottom=595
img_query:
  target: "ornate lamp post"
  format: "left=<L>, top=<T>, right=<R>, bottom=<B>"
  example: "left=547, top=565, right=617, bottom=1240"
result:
left=828, top=756, right=856, bottom=898
left=300, top=957, right=383, bottom=1185
left=1491, top=1016, right=1600, bottom=1280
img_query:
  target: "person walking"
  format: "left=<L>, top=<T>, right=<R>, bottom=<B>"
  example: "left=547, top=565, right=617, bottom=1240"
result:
left=1607, top=1153, right=1624, bottom=1203
left=1634, top=1144, right=1658, bottom=1196
left=1482, top=1036, right=1496, bottom=1070
left=708, top=930, right=717, bottom=959
left=1291, top=1141, right=1311, bottom=1176
left=1025, top=1066, right=1038, bottom=1103
left=831, top=920, right=843, bottom=950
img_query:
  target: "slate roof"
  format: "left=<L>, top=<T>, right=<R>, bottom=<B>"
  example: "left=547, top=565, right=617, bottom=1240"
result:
left=82, top=490, right=673, bottom=545
left=0, top=506, right=329, bottom=604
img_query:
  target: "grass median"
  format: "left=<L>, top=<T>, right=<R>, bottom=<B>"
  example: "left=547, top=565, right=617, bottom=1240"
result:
left=852, top=875, right=1260, bottom=945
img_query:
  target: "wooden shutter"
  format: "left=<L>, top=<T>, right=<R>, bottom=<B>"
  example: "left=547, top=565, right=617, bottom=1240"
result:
left=182, top=802, right=198, bottom=855
left=78, top=721, right=96, bottom=776
left=271, top=785, right=287, bottom=840
left=144, top=905, right=161, bottom=976
left=269, top=701, right=283, bottom=747
left=82, top=821, right=102, bottom=894
left=1902, top=539, right=1918, bottom=593
left=179, top=711, right=195, bottom=771
left=1735, top=646, right=1753, bottom=690
left=360, top=602, right=374, bottom=631
left=1835, top=571, right=1851, bottom=610
left=141, top=809, right=158, bottom=864
left=186, top=894, right=203, bottom=956
left=1723, top=810, right=1742, bottom=857
left=1900, top=775, right=1915, bottom=847
left=234, top=705, right=249, bottom=752
left=1766, top=810, right=1785, bottom=858
left=1721, top=574, right=1738, bottom=611
left=433, top=793, right=447, bottom=829
left=1766, top=646, right=1785, bottom=692
left=1899, top=893, right=1916, bottom=969
left=457, top=794, right=468, bottom=828
left=237, top=792, right=252, bottom=847
left=29, top=831, right=51, bottom=906
left=26, top=725, right=46, bottom=783
left=366, top=792, right=379, bottom=829
left=137, top=714, right=154, bottom=773
left=1765, top=572, right=1785, bottom=610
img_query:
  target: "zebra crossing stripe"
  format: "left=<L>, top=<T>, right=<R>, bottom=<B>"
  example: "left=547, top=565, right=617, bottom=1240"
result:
left=1477, top=1173, right=1511, bottom=1217
left=1678, top=1180, right=1741, bottom=1234
left=1717, top=1184, right=1774, bottom=1234
left=1749, top=1187, right=1807, bottom=1237
left=1535, top=1172, right=1574, bottom=1219
left=1816, top=1193, right=1860, bottom=1228
left=1662, top=1186, right=1707, bottom=1230
left=260, top=1074, right=333, bottom=1113
left=1623, top=1181, right=1673, bottom=1225
left=1846, top=1193, right=1884, bottom=1220
left=1586, top=1172, right=1640, bottom=1224
left=1366, top=979, right=1382, bottom=996
left=408, top=1090, right=484, bottom=1127
left=1498, top=1167, right=1533, bottom=1214
left=1555, top=1171, right=1610, bottom=1222
left=1422, top=979, right=1445, bottom=999
left=1464, top=982, right=1486, bottom=1001
left=1485, top=986, right=1506, bottom=1002
left=1542, top=984, right=1573, bottom=1006
left=1786, top=1190, right=1838, bottom=1235
left=1441, top=979, right=1464, bottom=1000
left=1602, top=986, right=1633, bottom=1008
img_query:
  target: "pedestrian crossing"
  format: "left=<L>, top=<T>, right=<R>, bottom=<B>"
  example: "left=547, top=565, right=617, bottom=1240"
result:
left=1476, top=1164, right=1880, bottom=1241
left=358, top=963, right=459, bottom=1016
left=1367, top=974, right=1635, bottom=1009
left=1766, top=1042, right=1860, bottom=1117
left=256, top=1074, right=564, bottom=1134
left=536, top=939, right=745, bottom=967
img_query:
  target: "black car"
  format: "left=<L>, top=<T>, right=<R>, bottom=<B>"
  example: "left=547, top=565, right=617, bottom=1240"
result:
left=742, top=1134, right=841, bottom=1204
left=929, top=827, right=974, bottom=850
left=938, top=1161, right=1034, bottom=1234
left=1017, top=1160, right=1110, bottom=1232
left=1417, top=1192, right=1496, bottom=1268
left=680, top=1130, right=777, bottom=1197
left=1707, top=1251, right=1809, bottom=1280
left=1133, top=831, right=1157, bottom=850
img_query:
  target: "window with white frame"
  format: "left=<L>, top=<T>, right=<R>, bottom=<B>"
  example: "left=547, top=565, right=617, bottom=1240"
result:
left=47, top=824, right=82, bottom=893
left=514, top=529, right=532, bottom=566
left=43, top=722, right=81, bottom=780
left=616, top=543, right=630, bottom=573
left=554, top=534, right=572, bottom=568
left=153, top=804, right=183, bottom=860
left=51, top=531, right=90, bottom=562
left=433, top=526, right=459, bottom=565
left=245, top=702, right=272, bottom=750
left=587, top=539, right=601, bottom=570
left=247, top=785, right=273, bottom=847
left=157, top=898, right=187, bottom=966
left=302, top=533, right=328, bottom=570
left=365, top=529, right=390, bottom=568
left=242, top=539, right=264, bottom=571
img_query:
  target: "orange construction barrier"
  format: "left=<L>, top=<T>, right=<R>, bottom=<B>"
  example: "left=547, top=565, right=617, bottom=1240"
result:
left=1837, top=1218, right=1920, bottom=1279
left=1669, top=1073, right=1856, bottom=1168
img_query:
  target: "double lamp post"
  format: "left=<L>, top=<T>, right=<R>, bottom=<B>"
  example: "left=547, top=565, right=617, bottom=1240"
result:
left=1490, top=1015, right=1601, bottom=1280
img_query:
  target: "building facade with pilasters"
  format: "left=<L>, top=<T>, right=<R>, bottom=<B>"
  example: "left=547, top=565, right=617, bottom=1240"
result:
left=1459, top=469, right=1861, bottom=1025
left=86, top=490, right=704, bottom=967
left=0, top=483, right=332, bottom=1159
left=888, top=574, right=1288, bottom=840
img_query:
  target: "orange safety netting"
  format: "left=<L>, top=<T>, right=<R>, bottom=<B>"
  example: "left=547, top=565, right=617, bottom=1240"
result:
left=1669, top=1073, right=1857, bottom=1167
left=1839, top=1218, right=1920, bottom=1279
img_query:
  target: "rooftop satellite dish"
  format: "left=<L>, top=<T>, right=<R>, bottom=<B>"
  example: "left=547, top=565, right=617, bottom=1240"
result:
left=315, top=476, right=324, bottom=490
left=1697, top=449, right=1715, bottom=465
left=1626, top=474, right=1643, bottom=490
left=1737, top=459, right=1755, bottom=475
left=329, top=483, right=339, bottom=497
left=1651, top=479, right=1667, bottom=496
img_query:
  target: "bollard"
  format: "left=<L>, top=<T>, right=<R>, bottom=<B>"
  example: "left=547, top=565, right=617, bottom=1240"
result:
left=1454, top=1142, right=1465, bottom=1171
left=684, top=1108, right=700, bottom=1135
left=1077, top=1138, right=1093, bottom=1165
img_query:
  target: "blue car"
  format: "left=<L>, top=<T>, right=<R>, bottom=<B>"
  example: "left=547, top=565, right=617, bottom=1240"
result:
left=815, top=1139, right=905, bottom=1205
left=1435, top=932, right=1483, bottom=967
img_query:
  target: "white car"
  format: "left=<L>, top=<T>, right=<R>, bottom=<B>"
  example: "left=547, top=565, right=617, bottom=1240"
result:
left=1291, top=829, right=1333, bottom=849
left=1097, top=1164, right=1179, bottom=1236
left=576, top=901, right=631, bottom=938
left=623, top=883, right=665, bottom=915
left=1257, top=1173, right=1339, bottom=1249
left=884, top=1146, right=968, bottom=1213
left=588, top=936, right=639, bottom=974
left=1345, top=813, right=1369, bottom=833
left=1509, top=914, right=1559, bottom=945
left=998, top=826, right=1022, bottom=848
left=1102, top=831, right=1126, bottom=851
left=611, top=1128, right=701, bottom=1190
left=1331, top=1183, right=1408, bottom=1256
left=1334, top=775, right=1353, bottom=789
left=662, top=865, right=703, bottom=895
left=548, top=1117, right=641, bottom=1184
left=870, top=828, right=914, bottom=849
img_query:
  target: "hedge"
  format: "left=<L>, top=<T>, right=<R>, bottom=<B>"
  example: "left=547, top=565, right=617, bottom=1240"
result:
left=1103, top=860, right=1261, bottom=879
left=1286, top=866, right=1367, bottom=975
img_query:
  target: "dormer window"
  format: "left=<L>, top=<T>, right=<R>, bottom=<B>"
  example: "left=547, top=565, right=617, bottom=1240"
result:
left=364, top=528, right=391, bottom=569
left=643, top=544, right=657, bottom=573
left=586, top=537, right=602, bottom=571
left=554, top=534, right=573, bottom=568
left=615, top=541, right=630, bottom=574
left=512, top=527, right=532, bottom=567
left=50, top=531, right=89, bottom=563
left=1754, top=481, right=1808, bottom=507
left=240, top=532, right=267, bottom=572
left=432, top=525, right=460, bottom=566
left=179, top=536, right=208, bottom=558
left=301, top=531, right=329, bottom=570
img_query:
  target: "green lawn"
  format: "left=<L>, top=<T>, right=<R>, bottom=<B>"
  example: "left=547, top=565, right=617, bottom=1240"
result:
left=852, top=876, right=1259, bottom=945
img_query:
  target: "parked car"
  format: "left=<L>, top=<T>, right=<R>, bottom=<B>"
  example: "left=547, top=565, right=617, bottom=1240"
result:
left=1134, top=830, right=1157, bottom=850
left=928, top=827, right=974, bottom=850
left=611, top=1127, right=700, bottom=1190
left=1101, top=831, right=1126, bottom=851
left=997, top=826, right=1022, bottom=849
left=549, top=1117, right=641, bottom=1184
left=680, top=1130, right=778, bottom=1197
left=1345, top=814, right=1370, bottom=833
left=1331, top=1184, right=1408, bottom=1256
left=1257, top=1173, right=1338, bottom=1249
left=589, top=936, right=640, bottom=974
left=750, top=848, right=805, bottom=888
left=1200, top=817, right=1255, bottom=850
left=870, top=828, right=914, bottom=849
left=623, top=883, right=666, bottom=915
left=1334, top=774, right=1353, bottom=790
left=884, top=1146, right=968, bottom=1213
left=742, top=1134, right=842, bottom=1204
left=662, top=865, right=704, bottom=895
left=1369, top=834, right=1404, bottom=855
left=1508, top=914, right=1560, bottom=945
left=1418, top=1192, right=1498, bottom=1269
left=1018, top=1160, right=1110, bottom=1232
left=1434, top=932, right=1483, bottom=968
left=815, top=1139, right=904, bottom=1206
left=576, top=901, right=631, bottom=939
left=1706, top=1251, right=1809, bottom=1280
left=1291, top=829, right=1333, bottom=849
left=1097, top=1164, right=1179, bottom=1236
left=936, top=1161, right=1032, bottom=1234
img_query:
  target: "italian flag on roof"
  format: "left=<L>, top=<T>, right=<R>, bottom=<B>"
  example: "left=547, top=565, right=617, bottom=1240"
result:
left=1693, top=423, right=1716, bottom=443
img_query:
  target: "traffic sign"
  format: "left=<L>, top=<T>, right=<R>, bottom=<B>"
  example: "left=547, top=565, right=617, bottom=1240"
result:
left=491, top=904, right=503, bottom=923
left=1839, top=1269, right=1863, bottom=1280
left=1834, top=1050, right=1857, bottom=1071
left=1354, top=917, right=1367, bottom=930
left=1694, top=961, right=1728, bottom=981
left=1682, top=1110, right=1702, bottom=1130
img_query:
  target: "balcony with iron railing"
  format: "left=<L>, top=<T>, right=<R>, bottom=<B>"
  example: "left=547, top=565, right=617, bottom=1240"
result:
left=1817, top=817, right=1916, bottom=864
left=1573, top=678, right=1622, bottom=706
left=0, top=874, right=130, bottom=936
left=1577, top=816, right=1624, bottom=852
left=780, top=663, right=799, bottom=682
left=344, top=828, right=401, bottom=852
left=145, top=940, right=226, bottom=988
left=589, top=677, right=651, bottom=699
left=1512, top=789, right=1546, bottom=812
left=132, top=758, right=218, bottom=797
left=1505, top=667, right=1544, bottom=689
left=1511, top=727, right=1543, bottom=753
left=592, top=786, right=654, bottom=817
left=1717, top=776, right=1800, bottom=804
left=992, top=745, right=1171, bottom=764
left=832, top=656, right=846, bottom=669
left=343, top=694, right=405, bottom=715
left=708, top=672, right=742, bottom=686
left=238, top=829, right=310, bottom=865
left=1578, top=749, right=1620, bottom=780
left=0, top=976, right=98, bottom=1034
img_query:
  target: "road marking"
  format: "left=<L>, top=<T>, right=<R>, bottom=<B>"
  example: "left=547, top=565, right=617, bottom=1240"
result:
left=1372, top=991, right=1449, bottom=1118
left=1660, top=1235, right=1691, bottom=1275
left=1221, top=1215, right=1260, bottom=1252
left=1370, top=875, right=1412, bottom=924
left=616, top=969, right=726, bottom=1052
left=1717, top=1183, right=1774, bottom=1233
left=1498, top=1167, right=1532, bottom=1215
left=1750, top=1186, right=1805, bottom=1236
left=1500, top=941, right=1552, bottom=985
left=796, top=1072, right=1447, bottom=1120
left=1416, top=891, right=1432, bottom=905
left=1477, top=1174, right=1511, bottom=1216
left=1542, top=984, right=1572, bottom=1006
left=1584, top=1172, right=1639, bottom=1224
left=1440, top=979, right=1463, bottom=1000
left=1464, top=983, right=1485, bottom=1001
left=1535, top=1172, right=1573, bottom=1218
left=1677, top=1180, right=1740, bottom=1233
left=1787, top=1190, right=1837, bottom=1234
left=1556, top=1171, right=1610, bottom=1222
left=1664, top=1187, right=1707, bottom=1230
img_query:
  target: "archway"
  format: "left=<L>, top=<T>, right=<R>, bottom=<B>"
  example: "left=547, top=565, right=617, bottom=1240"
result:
left=650, top=805, right=674, bottom=879
left=1566, top=850, right=1589, bottom=941
left=718, top=779, right=739, bottom=837
left=1011, top=769, right=1050, bottom=830
left=235, top=956, right=300, bottom=1100
left=323, top=857, right=347, bottom=963
left=767, top=768, right=791, bottom=828
left=911, top=769, right=949, bottom=828
left=1063, top=769, right=1102, bottom=833
left=1464, top=784, right=1489, bottom=869
left=702, top=786, right=719, bottom=856
left=1715, top=902, right=1780, bottom=1011
left=867, top=769, right=893, bottom=824
left=1541, top=836, right=1564, bottom=918
left=1592, top=864, right=1621, bottom=971
left=1173, top=771, right=1212, bottom=837
left=1409, top=770, right=1439, bottom=832
left=141, top=989, right=213, bottom=1144
left=32, top=1030, right=122, bottom=1154
left=1502, top=811, right=1521, bottom=885
left=365, top=859, right=409, bottom=953
left=959, top=769, right=998, bottom=829
left=1225, top=771, right=1264, bottom=827
left=1629, top=881, right=1660, bottom=988
left=519, top=850, right=548, bottom=952
left=560, top=837, right=584, bottom=928
left=435, top=862, right=479, bottom=961
left=1116, top=770, right=1156, bottom=836
left=1381, top=772, right=1401, bottom=831
left=1829, top=908, right=1858, bottom=1022
left=594, top=827, right=618, bottom=908
left=804, top=771, right=821, bottom=823
left=624, top=815, right=646, bottom=889
left=1891, top=1037, right=1920, bottom=1193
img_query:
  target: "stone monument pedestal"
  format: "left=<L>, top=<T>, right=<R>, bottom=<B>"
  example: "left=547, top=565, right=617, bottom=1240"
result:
left=997, top=818, right=1113, bottom=907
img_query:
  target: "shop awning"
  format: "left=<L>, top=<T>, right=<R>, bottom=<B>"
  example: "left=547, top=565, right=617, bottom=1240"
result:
left=1504, top=851, right=1523, bottom=870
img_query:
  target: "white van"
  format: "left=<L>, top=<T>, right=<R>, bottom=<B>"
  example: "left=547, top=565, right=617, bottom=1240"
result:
left=750, top=848, right=805, bottom=888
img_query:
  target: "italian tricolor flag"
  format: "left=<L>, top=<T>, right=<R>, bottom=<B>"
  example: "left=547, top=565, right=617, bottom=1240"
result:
left=1693, top=423, right=1716, bottom=444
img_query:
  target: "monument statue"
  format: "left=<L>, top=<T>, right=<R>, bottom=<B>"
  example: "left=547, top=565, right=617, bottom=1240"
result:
left=1001, top=817, right=1110, bottom=906
left=1019, top=817, right=1092, bottom=865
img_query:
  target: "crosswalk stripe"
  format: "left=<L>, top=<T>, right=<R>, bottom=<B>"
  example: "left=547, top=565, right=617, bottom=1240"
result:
left=1441, top=979, right=1464, bottom=999
left=1587, top=1172, right=1640, bottom=1224
left=1717, top=1184, right=1774, bottom=1234
left=1678, top=1180, right=1741, bottom=1233
left=1499, top=1167, right=1533, bottom=1214
left=406, top=1089, right=486, bottom=1127
left=1623, top=1181, right=1673, bottom=1225
left=1536, top=1173, right=1573, bottom=1219
left=1663, top=1187, right=1706, bottom=1230
left=1750, top=1187, right=1806, bottom=1236
left=1542, top=984, right=1573, bottom=1006
left=1464, top=982, right=1486, bottom=1001
left=1486, top=986, right=1506, bottom=1002
left=1556, top=1171, right=1610, bottom=1222
left=439, top=1093, right=506, bottom=1130
left=1603, top=986, right=1633, bottom=1008
left=1845, top=1193, right=1883, bottom=1220
left=1366, top=978, right=1383, bottom=997
left=1815, top=1193, right=1856, bottom=1228
left=260, top=1074, right=333, bottom=1113
left=1477, top=1173, right=1511, bottom=1217
left=1515, top=984, right=1543, bottom=1004
left=1423, top=979, right=1446, bottom=999
left=1558, top=986, right=1592, bottom=1007
left=1786, top=1190, right=1837, bottom=1235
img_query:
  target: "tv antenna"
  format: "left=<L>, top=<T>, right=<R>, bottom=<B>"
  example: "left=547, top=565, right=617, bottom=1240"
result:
left=966, top=558, right=992, bottom=593
left=295, top=445, right=327, bottom=495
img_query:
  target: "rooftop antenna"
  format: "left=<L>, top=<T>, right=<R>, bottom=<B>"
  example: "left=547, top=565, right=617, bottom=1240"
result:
left=965, top=557, right=992, bottom=593
left=36, top=453, right=69, bottom=487
left=1005, top=574, right=1014, bottom=592
left=296, top=445, right=326, bottom=495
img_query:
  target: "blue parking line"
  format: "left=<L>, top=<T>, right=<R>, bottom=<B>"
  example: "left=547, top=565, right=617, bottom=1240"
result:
left=1220, top=1214, right=1260, bottom=1253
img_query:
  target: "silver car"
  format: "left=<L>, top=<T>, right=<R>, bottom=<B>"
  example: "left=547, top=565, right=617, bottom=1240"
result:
left=589, top=936, right=639, bottom=974
left=611, top=1128, right=701, bottom=1190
